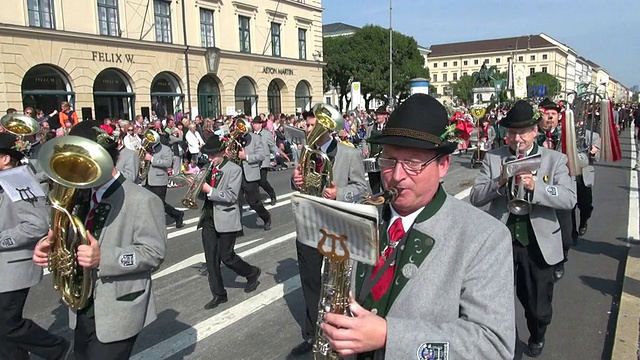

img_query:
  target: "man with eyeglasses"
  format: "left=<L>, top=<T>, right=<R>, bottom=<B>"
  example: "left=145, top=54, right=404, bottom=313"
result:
left=289, top=109, right=369, bottom=356
left=470, top=100, right=576, bottom=357
left=319, top=94, right=515, bottom=360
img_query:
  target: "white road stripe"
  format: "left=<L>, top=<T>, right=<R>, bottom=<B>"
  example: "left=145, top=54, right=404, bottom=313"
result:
left=131, top=275, right=301, bottom=360
left=627, top=134, right=639, bottom=247
left=152, top=233, right=295, bottom=280
left=131, top=186, right=474, bottom=358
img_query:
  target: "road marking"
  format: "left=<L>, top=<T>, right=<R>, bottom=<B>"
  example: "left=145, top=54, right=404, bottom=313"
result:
left=131, top=275, right=302, bottom=360
left=454, top=186, right=472, bottom=200
left=152, top=233, right=296, bottom=280
left=627, top=134, right=639, bottom=247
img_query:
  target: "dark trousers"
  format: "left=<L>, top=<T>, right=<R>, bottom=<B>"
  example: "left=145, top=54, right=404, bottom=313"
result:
left=576, top=175, right=593, bottom=223
left=368, top=171, right=381, bottom=195
left=145, top=184, right=182, bottom=220
left=557, top=209, right=575, bottom=262
left=0, top=288, right=67, bottom=360
left=74, top=312, right=137, bottom=360
left=201, top=217, right=253, bottom=297
left=296, top=241, right=323, bottom=340
left=513, top=242, right=555, bottom=343
left=241, top=177, right=270, bottom=223
left=259, top=168, right=277, bottom=200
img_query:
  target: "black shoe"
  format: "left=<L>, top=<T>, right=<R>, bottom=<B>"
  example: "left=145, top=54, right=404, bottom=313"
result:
left=527, top=339, right=545, bottom=357
left=290, top=340, right=313, bottom=356
left=204, top=295, right=228, bottom=309
left=578, top=221, right=588, bottom=236
left=245, top=267, right=261, bottom=293
left=175, top=212, right=185, bottom=229
left=270, top=198, right=277, bottom=206
left=553, top=263, right=565, bottom=282
left=264, top=219, right=272, bottom=231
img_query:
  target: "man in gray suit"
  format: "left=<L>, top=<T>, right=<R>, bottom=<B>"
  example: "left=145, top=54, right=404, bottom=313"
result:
left=319, top=94, right=515, bottom=360
left=252, top=116, right=280, bottom=205
left=195, top=136, right=261, bottom=310
left=0, top=133, right=69, bottom=360
left=470, top=100, right=576, bottom=357
left=237, top=124, right=272, bottom=230
left=290, top=110, right=371, bottom=356
left=116, top=146, right=140, bottom=184
left=33, top=120, right=166, bottom=360
left=143, top=141, right=184, bottom=228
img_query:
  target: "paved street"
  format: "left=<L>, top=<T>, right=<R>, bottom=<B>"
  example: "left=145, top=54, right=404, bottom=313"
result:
left=24, top=138, right=637, bottom=360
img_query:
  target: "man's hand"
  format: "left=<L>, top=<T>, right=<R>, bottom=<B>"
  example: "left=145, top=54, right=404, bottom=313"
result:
left=144, top=153, right=153, bottom=161
left=519, top=173, right=535, bottom=191
left=292, top=165, right=304, bottom=189
left=76, top=231, right=101, bottom=268
left=33, top=230, right=53, bottom=267
left=320, top=295, right=387, bottom=355
left=590, top=145, right=599, bottom=155
left=323, top=181, right=338, bottom=200
left=237, top=148, right=247, bottom=160
left=202, top=182, right=212, bottom=194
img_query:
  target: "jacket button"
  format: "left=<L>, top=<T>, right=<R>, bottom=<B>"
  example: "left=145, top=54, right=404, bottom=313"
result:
left=371, top=308, right=378, bottom=315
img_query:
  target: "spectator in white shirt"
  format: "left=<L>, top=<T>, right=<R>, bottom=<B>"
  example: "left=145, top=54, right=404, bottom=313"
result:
left=185, top=123, right=205, bottom=164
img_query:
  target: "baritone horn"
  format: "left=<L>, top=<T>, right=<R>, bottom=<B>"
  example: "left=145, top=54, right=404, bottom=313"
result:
left=503, top=142, right=541, bottom=216
left=1, top=113, right=40, bottom=139
left=37, top=135, right=115, bottom=309
left=181, top=161, right=213, bottom=209
left=138, top=129, right=160, bottom=182
left=298, top=103, right=344, bottom=196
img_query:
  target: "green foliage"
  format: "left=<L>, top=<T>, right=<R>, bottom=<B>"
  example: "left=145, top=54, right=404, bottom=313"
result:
left=450, top=75, right=475, bottom=105
left=429, top=84, right=437, bottom=95
left=322, top=25, right=429, bottom=109
left=527, top=72, right=562, bottom=97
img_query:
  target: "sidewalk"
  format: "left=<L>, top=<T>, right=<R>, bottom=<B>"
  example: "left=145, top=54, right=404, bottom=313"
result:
left=612, top=130, right=640, bottom=360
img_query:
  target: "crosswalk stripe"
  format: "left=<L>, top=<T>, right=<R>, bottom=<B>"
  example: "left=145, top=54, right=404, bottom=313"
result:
left=131, top=275, right=302, bottom=360
left=152, top=233, right=295, bottom=280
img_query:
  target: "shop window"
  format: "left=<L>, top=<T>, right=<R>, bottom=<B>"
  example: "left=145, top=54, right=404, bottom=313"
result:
left=239, top=16, right=251, bottom=53
left=200, top=8, right=215, bottom=47
left=154, top=0, right=172, bottom=43
left=271, top=22, right=281, bottom=57
left=22, top=64, right=74, bottom=128
left=28, top=0, right=55, bottom=28
left=98, top=0, right=119, bottom=36
left=298, top=28, right=307, bottom=60
left=93, top=68, right=134, bottom=121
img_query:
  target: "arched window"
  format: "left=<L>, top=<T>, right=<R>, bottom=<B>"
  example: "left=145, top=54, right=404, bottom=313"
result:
left=234, top=76, right=257, bottom=117
left=151, top=72, right=184, bottom=119
left=267, top=80, right=282, bottom=115
left=197, top=76, right=221, bottom=119
left=93, top=68, right=135, bottom=121
left=295, top=80, right=312, bottom=112
left=22, top=64, right=74, bottom=119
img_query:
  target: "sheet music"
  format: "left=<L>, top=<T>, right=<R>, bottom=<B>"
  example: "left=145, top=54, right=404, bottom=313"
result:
left=0, top=165, right=45, bottom=202
left=292, top=194, right=379, bottom=265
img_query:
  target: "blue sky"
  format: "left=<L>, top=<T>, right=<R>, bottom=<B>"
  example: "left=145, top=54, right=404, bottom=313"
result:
left=322, top=0, right=640, bottom=88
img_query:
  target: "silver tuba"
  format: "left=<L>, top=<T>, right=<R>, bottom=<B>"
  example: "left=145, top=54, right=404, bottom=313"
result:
left=503, top=142, right=541, bottom=216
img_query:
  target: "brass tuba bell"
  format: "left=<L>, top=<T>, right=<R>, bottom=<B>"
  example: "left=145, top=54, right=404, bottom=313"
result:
left=38, top=135, right=115, bottom=309
left=298, top=103, right=345, bottom=196
left=0, top=113, right=40, bottom=138
left=138, top=129, right=161, bottom=182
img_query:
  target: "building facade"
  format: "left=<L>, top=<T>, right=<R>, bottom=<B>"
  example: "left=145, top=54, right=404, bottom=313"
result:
left=428, top=33, right=629, bottom=101
left=0, top=0, right=324, bottom=121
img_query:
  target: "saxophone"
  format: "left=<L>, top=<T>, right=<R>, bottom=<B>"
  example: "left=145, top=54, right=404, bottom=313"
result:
left=313, top=188, right=399, bottom=360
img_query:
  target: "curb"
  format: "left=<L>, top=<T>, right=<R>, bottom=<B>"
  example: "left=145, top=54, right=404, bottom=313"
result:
left=612, top=244, right=640, bottom=360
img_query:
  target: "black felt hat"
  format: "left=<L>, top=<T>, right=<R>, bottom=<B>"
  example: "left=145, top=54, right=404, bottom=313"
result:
left=251, top=116, right=263, bottom=124
left=367, top=93, right=457, bottom=153
left=539, top=97, right=561, bottom=112
left=68, top=120, right=119, bottom=160
left=374, top=106, right=389, bottom=114
left=0, top=132, right=24, bottom=160
left=201, top=136, right=225, bottom=155
left=501, top=100, right=540, bottom=129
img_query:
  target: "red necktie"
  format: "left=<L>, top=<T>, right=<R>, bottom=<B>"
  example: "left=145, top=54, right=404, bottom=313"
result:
left=85, top=192, right=98, bottom=232
left=210, top=168, right=218, bottom=187
left=370, top=218, right=405, bottom=301
left=314, top=154, right=324, bottom=172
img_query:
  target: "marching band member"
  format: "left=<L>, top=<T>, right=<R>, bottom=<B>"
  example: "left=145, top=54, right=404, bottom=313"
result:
left=252, top=116, right=280, bottom=206
left=237, top=121, right=272, bottom=230
left=364, top=106, right=389, bottom=194
left=143, top=139, right=185, bottom=228
left=0, top=132, right=69, bottom=360
left=116, top=144, right=141, bottom=184
left=32, top=120, right=167, bottom=360
left=470, top=100, right=576, bottom=357
left=290, top=109, right=369, bottom=356
left=320, top=94, right=514, bottom=359
left=195, top=136, right=261, bottom=310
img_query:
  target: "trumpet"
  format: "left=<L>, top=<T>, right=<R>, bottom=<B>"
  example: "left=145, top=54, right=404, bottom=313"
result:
left=504, top=142, right=541, bottom=216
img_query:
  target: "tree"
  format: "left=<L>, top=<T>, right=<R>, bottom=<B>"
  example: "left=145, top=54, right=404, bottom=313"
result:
left=527, top=72, right=562, bottom=98
left=322, top=25, right=429, bottom=110
left=450, top=75, right=475, bottom=105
